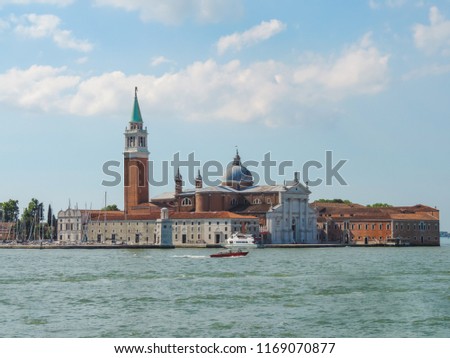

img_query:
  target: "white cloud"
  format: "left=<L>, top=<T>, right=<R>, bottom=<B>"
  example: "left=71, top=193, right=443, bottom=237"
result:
left=402, top=63, right=450, bottom=80
left=0, top=35, right=389, bottom=125
left=413, top=6, right=450, bottom=55
left=0, top=65, right=80, bottom=111
left=369, top=0, right=407, bottom=9
left=76, top=56, right=89, bottom=64
left=217, top=19, right=286, bottom=55
left=0, top=0, right=73, bottom=6
left=294, top=33, right=389, bottom=96
left=11, top=13, right=93, bottom=52
left=150, top=56, right=175, bottom=67
left=14, top=13, right=60, bottom=37
left=0, top=18, right=10, bottom=31
left=93, top=0, right=243, bottom=25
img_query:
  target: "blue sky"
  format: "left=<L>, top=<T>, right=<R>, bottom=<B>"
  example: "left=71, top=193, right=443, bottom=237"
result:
left=0, top=0, right=449, bottom=230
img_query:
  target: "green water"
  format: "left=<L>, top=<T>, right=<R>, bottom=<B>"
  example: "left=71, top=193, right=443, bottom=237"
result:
left=1, top=239, right=449, bottom=338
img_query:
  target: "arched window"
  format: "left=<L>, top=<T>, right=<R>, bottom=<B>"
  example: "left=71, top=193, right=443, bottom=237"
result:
left=253, top=198, right=262, bottom=205
left=230, top=198, right=238, bottom=206
left=181, top=197, right=192, bottom=206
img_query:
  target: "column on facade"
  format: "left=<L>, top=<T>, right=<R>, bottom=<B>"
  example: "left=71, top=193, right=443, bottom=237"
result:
left=303, top=199, right=310, bottom=241
left=288, top=198, right=292, bottom=244
left=281, top=195, right=287, bottom=244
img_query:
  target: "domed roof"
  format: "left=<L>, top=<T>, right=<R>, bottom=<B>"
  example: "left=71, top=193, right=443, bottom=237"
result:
left=222, top=150, right=254, bottom=187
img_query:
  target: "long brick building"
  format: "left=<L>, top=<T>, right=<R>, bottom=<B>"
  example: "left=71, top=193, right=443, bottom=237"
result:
left=313, top=202, right=440, bottom=246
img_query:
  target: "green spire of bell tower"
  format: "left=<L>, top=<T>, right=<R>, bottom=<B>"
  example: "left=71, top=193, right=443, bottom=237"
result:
left=131, top=86, right=143, bottom=123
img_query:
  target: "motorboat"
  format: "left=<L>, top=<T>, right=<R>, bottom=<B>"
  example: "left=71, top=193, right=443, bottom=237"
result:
left=225, top=232, right=257, bottom=248
left=210, top=249, right=249, bottom=258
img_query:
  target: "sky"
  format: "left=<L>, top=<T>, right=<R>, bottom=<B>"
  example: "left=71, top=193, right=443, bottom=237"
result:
left=0, top=0, right=449, bottom=230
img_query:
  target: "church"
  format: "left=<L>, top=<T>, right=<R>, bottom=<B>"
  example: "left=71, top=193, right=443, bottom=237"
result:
left=57, top=89, right=318, bottom=246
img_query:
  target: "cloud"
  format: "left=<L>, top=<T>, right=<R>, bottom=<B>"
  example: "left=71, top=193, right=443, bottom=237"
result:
left=11, top=13, right=93, bottom=52
left=402, top=63, right=450, bottom=80
left=0, top=0, right=73, bottom=6
left=93, top=0, right=243, bottom=25
left=369, top=0, right=407, bottom=9
left=293, top=33, right=389, bottom=96
left=0, top=18, right=9, bottom=31
left=76, top=56, right=89, bottom=64
left=0, top=34, right=389, bottom=125
left=413, top=6, right=450, bottom=55
left=0, top=65, right=80, bottom=111
left=150, top=56, right=175, bottom=67
left=216, top=19, right=286, bottom=55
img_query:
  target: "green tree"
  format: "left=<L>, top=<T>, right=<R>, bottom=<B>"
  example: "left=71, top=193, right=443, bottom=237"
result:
left=316, top=199, right=352, bottom=204
left=0, top=199, right=19, bottom=222
left=367, top=203, right=392, bottom=208
left=102, top=204, right=120, bottom=211
left=21, top=198, right=44, bottom=241
left=46, top=204, right=57, bottom=240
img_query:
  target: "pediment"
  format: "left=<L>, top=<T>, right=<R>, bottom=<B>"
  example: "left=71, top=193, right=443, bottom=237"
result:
left=285, top=183, right=310, bottom=195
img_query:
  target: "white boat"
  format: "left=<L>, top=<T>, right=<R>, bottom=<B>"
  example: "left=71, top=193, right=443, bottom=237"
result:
left=225, top=232, right=258, bottom=248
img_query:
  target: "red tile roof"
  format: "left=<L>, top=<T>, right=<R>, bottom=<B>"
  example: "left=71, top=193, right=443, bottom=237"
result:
left=87, top=210, right=256, bottom=221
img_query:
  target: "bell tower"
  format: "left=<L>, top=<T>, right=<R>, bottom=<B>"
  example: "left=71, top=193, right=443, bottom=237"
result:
left=124, top=87, right=149, bottom=215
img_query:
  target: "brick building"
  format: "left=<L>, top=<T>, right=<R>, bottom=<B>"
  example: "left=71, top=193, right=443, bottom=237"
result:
left=313, top=202, right=440, bottom=246
left=0, top=222, right=15, bottom=241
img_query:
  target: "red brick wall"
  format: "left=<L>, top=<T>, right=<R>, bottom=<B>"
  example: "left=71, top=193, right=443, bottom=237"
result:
left=393, top=220, right=440, bottom=246
left=124, top=157, right=149, bottom=213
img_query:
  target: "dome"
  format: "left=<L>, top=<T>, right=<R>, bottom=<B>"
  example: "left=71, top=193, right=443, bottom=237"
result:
left=222, top=150, right=254, bottom=187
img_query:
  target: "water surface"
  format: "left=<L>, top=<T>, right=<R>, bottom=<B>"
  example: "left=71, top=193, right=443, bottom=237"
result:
left=1, top=239, right=449, bottom=337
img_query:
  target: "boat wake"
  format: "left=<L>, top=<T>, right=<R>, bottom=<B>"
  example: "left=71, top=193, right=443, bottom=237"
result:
left=171, top=255, right=207, bottom=259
